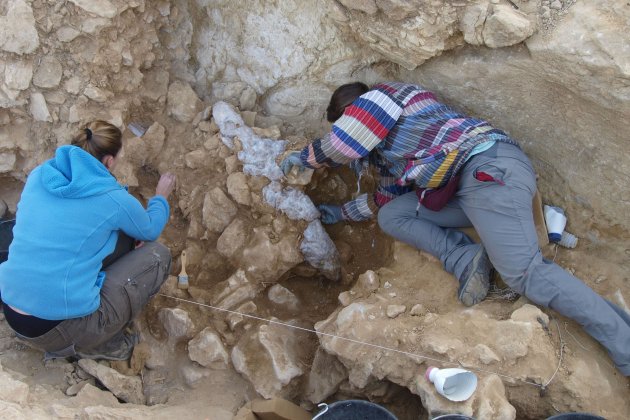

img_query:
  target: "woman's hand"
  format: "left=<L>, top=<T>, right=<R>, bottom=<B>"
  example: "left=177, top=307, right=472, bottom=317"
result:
left=156, top=172, right=176, bottom=198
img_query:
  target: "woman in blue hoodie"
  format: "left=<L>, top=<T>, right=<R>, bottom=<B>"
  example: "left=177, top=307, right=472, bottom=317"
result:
left=0, top=120, right=176, bottom=360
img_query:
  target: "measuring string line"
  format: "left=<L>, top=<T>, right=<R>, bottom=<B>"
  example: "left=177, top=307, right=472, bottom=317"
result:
left=158, top=293, right=553, bottom=389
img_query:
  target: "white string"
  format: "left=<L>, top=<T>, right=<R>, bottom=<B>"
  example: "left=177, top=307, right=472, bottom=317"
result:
left=158, top=293, right=548, bottom=388
left=543, top=318, right=564, bottom=388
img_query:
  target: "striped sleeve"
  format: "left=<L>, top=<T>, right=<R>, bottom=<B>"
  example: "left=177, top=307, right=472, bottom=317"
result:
left=301, top=89, right=404, bottom=169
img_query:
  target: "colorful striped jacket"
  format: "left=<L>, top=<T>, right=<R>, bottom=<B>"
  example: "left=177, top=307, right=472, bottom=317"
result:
left=299, top=82, right=518, bottom=221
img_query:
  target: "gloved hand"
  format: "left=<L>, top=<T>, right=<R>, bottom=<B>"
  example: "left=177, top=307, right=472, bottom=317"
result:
left=318, top=204, right=345, bottom=225
left=279, top=151, right=304, bottom=176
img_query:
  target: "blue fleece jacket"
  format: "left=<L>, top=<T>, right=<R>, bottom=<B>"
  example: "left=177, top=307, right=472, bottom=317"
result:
left=0, top=145, right=170, bottom=320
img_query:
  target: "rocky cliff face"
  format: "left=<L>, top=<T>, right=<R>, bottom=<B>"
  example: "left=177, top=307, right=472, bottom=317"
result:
left=0, top=1, right=628, bottom=419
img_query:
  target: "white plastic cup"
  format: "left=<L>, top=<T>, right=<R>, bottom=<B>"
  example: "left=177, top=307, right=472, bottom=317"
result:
left=544, top=205, right=567, bottom=243
left=425, top=367, right=478, bottom=402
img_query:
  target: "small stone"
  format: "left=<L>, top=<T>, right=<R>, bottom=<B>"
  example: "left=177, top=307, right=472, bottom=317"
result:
left=181, top=363, right=210, bottom=388
left=268, top=284, right=300, bottom=310
left=388, top=292, right=397, bottom=298
left=550, top=0, right=562, bottom=10
left=410, top=304, right=426, bottom=316
left=188, top=327, right=229, bottom=369
left=338, top=291, right=353, bottom=306
left=241, top=111, right=256, bottom=127
left=387, top=305, right=406, bottom=318
left=65, top=380, right=91, bottom=396
left=167, top=81, right=203, bottom=123
left=358, top=270, right=379, bottom=292
left=56, top=26, right=81, bottom=42
left=383, top=281, right=392, bottom=289
left=83, top=85, right=110, bottom=103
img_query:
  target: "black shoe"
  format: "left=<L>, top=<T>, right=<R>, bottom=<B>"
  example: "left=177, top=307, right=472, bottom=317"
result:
left=458, top=247, right=491, bottom=307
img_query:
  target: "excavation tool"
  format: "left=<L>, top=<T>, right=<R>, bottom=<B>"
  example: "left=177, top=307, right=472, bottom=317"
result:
left=177, top=250, right=189, bottom=289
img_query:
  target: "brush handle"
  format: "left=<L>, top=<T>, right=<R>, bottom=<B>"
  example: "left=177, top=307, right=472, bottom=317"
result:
left=179, top=250, right=187, bottom=276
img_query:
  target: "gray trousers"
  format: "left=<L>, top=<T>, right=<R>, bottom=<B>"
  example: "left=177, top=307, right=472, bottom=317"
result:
left=378, top=142, right=630, bottom=375
left=20, top=242, right=171, bottom=357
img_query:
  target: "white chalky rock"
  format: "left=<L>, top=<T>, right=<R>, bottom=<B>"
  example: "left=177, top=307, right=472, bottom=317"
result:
left=188, top=327, right=230, bottom=369
left=0, top=0, right=39, bottom=55
left=483, top=4, right=535, bottom=48
left=33, top=56, right=63, bottom=89
left=386, top=304, right=406, bottom=318
left=167, top=81, right=203, bottom=123
left=68, top=0, right=118, bottom=18
left=0, top=153, right=17, bottom=173
left=158, top=307, right=194, bottom=340
left=268, top=284, right=300, bottom=310
left=4, top=61, right=33, bottom=91
left=0, top=368, right=29, bottom=405
left=226, top=172, right=252, bottom=206
left=77, top=359, right=144, bottom=405
left=202, top=187, right=237, bottom=233
left=29, top=93, right=52, bottom=122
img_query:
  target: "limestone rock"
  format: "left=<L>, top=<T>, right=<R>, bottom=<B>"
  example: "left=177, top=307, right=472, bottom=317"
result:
left=184, top=149, right=209, bottom=169
left=0, top=152, right=17, bottom=173
left=460, top=2, right=490, bottom=46
left=357, top=270, right=380, bottom=293
left=143, top=122, right=166, bottom=161
left=0, top=0, right=39, bottom=55
left=180, top=363, right=211, bottom=388
left=142, top=69, right=170, bottom=102
left=226, top=301, right=257, bottom=330
left=483, top=5, right=536, bottom=48
left=158, top=307, right=194, bottom=340
left=268, top=284, right=300, bottom=310
left=33, top=56, right=63, bottom=89
left=217, top=218, right=248, bottom=259
left=188, top=327, right=230, bottom=369
left=77, top=359, right=145, bottom=405
left=64, top=77, right=83, bottom=95
left=4, top=60, right=33, bottom=91
left=0, top=367, right=29, bottom=405
left=83, top=85, right=111, bottom=103
left=239, top=86, right=257, bottom=111
left=227, top=172, right=252, bottom=205
left=56, top=26, right=82, bottom=43
left=241, top=226, right=303, bottom=282
left=68, top=0, right=118, bottom=19
left=167, top=81, right=203, bottom=123
left=386, top=304, right=406, bottom=318
left=475, top=375, right=516, bottom=420
left=213, top=270, right=261, bottom=310
left=231, top=319, right=311, bottom=398
left=202, top=187, right=238, bottom=233
left=338, top=0, right=377, bottom=15
left=29, top=93, right=52, bottom=122
left=306, top=347, right=347, bottom=403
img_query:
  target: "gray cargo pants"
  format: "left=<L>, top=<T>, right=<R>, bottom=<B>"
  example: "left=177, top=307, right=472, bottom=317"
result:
left=19, top=241, right=171, bottom=358
left=378, top=142, right=630, bottom=375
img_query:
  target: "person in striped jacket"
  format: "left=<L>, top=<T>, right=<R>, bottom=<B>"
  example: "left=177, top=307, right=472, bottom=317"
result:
left=280, top=82, right=630, bottom=376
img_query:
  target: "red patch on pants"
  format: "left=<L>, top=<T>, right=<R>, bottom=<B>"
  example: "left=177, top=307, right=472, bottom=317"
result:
left=475, top=171, right=505, bottom=185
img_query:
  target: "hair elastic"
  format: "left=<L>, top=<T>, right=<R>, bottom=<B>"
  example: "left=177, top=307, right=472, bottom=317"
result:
left=85, top=128, right=93, bottom=140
